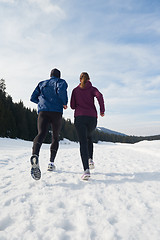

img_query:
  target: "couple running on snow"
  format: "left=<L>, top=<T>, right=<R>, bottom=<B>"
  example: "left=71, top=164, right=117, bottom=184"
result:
left=30, top=68, right=105, bottom=181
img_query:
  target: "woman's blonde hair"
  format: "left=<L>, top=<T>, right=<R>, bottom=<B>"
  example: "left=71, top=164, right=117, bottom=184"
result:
left=80, top=72, right=90, bottom=88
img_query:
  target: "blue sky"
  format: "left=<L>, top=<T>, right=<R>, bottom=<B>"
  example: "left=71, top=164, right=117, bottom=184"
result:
left=0, top=0, right=160, bottom=136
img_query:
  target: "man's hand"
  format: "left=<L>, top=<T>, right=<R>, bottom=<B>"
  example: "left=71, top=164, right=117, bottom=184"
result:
left=63, top=105, right=68, bottom=109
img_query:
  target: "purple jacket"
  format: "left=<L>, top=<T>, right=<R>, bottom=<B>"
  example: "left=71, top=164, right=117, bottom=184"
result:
left=70, top=81, right=105, bottom=117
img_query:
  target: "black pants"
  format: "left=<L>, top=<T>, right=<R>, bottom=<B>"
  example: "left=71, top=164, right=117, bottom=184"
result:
left=74, top=116, right=97, bottom=171
left=32, top=111, right=62, bottom=162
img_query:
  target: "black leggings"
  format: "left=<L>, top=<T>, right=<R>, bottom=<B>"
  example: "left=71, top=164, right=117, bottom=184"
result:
left=32, top=111, right=62, bottom=162
left=74, top=116, right=97, bottom=171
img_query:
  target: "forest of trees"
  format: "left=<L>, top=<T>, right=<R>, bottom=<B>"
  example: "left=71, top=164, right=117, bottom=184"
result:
left=0, top=78, right=160, bottom=144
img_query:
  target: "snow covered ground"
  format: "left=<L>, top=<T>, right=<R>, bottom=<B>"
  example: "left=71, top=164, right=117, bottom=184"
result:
left=0, top=138, right=160, bottom=240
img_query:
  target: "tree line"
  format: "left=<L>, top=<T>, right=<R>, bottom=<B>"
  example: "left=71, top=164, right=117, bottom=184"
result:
left=0, top=78, right=160, bottom=144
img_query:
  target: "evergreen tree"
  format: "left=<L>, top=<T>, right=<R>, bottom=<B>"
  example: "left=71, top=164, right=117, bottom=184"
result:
left=0, top=78, right=160, bottom=144
left=0, top=78, right=6, bottom=93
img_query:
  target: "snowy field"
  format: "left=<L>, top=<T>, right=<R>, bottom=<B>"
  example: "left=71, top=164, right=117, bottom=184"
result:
left=0, top=137, right=160, bottom=240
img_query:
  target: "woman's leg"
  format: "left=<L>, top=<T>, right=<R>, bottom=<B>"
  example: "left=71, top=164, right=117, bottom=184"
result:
left=87, top=117, right=97, bottom=159
left=75, top=117, right=89, bottom=171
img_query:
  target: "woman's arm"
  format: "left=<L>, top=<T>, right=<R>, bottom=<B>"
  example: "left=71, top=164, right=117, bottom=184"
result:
left=70, top=89, right=76, bottom=109
left=94, top=88, right=105, bottom=115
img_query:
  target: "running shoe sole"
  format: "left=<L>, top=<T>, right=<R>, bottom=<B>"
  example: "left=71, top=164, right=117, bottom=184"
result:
left=30, top=156, right=41, bottom=180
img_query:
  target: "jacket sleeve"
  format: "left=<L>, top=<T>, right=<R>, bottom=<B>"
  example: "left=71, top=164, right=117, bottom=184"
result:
left=30, top=84, right=40, bottom=104
left=94, top=88, right=105, bottom=113
left=70, top=89, right=76, bottom=109
left=57, top=80, right=68, bottom=105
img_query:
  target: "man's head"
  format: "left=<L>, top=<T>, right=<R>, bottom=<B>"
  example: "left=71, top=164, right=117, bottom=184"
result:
left=50, top=68, right=61, bottom=78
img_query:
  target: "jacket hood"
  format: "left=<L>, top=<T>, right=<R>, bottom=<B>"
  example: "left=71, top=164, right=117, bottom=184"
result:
left=78, top=81, right=92, bottom=90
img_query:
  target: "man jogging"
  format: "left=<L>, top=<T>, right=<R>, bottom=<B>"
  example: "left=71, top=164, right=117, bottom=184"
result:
left=30, top=68, right=68, bottom=180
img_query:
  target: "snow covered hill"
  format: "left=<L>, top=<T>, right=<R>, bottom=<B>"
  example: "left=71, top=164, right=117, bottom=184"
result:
left=0, top=138, right=160, bottom=240
left=97, top=127, right=127, bottom=136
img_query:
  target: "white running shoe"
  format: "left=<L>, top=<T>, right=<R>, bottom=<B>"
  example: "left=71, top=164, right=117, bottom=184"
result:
left=47, top=162, right=56, bottom=171
left=89, top=158, right=95, bottom=169
left=81, top=169, right=90, bottom=180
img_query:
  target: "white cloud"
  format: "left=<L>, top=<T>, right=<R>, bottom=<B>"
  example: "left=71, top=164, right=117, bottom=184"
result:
left=0, top=0, right=14, bottom=3
left=27, top=0, right=65, bottom=16
left=0, top=0, right=160, bottom=136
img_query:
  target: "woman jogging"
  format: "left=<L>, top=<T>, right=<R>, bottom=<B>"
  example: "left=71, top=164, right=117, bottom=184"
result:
left=70, top=72, right=105, bottom=180
left=30, top=68, right=68, bottom=180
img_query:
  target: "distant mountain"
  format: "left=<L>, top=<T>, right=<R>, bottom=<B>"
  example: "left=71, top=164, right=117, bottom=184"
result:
left=97, top=127, right=127, bottom=136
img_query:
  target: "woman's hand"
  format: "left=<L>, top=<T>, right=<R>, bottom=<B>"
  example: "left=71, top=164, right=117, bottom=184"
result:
left=100, top=112, right=104, bottom=117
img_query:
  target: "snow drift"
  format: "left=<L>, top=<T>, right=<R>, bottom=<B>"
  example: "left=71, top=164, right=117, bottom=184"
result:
left=0, top=138, right=160, bottom=240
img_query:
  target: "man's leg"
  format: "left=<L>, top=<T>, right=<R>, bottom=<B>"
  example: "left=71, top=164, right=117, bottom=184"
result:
left=50, top=112, right=62, bottom=162
left=31, top=112, right=49, bottom=180
left=32, top=112, right=49, bottom=156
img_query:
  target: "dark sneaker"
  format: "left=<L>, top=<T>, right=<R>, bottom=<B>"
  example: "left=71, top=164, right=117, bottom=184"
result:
left=81, top=169, right=90, bottom=180
left=30, top=155, right=41, bottom=180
